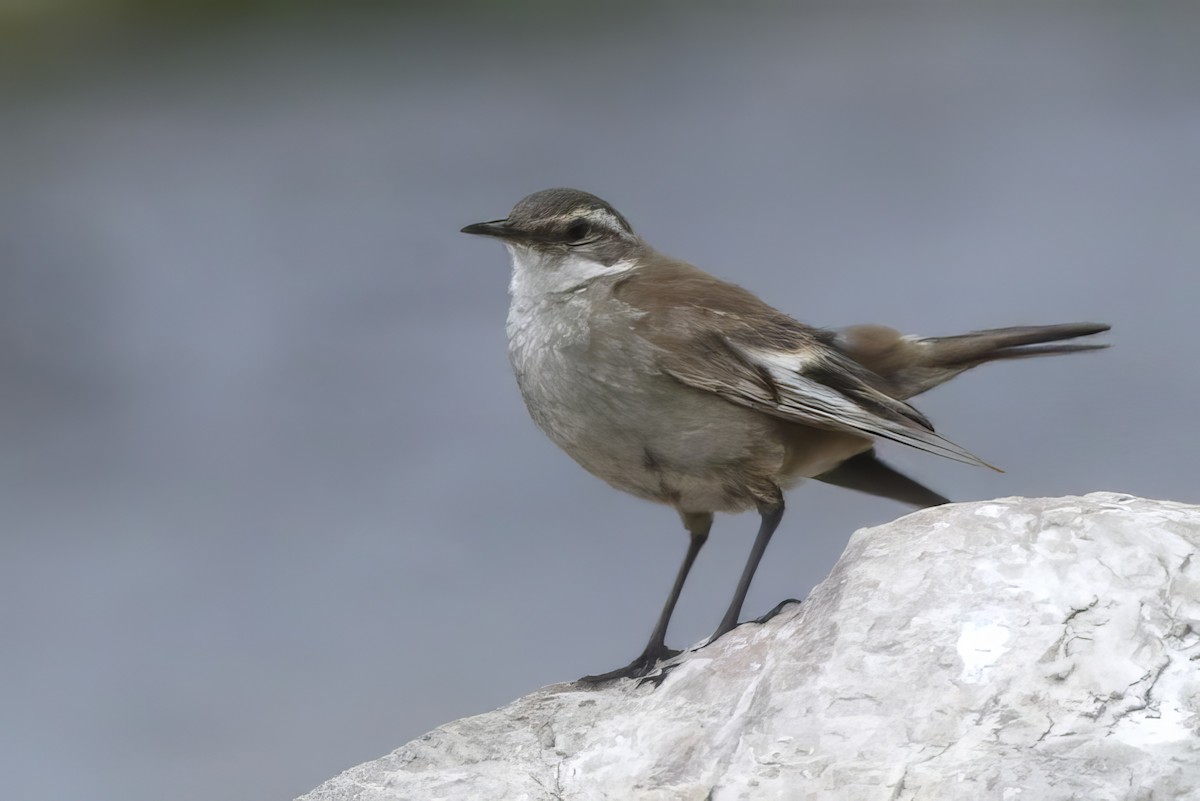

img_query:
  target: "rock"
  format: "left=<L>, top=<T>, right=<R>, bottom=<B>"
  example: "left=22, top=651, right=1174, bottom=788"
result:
left=298, top=494, right=1200, bottom=801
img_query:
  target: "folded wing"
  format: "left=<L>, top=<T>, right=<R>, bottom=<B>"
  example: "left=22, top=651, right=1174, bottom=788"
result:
left=664, top=334, right=997, bottom=469
left=611, top=258, right=997, bottom=470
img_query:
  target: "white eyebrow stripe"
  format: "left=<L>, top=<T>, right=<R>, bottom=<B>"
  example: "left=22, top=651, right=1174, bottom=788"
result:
left=544, top=209, right=627, bottom=231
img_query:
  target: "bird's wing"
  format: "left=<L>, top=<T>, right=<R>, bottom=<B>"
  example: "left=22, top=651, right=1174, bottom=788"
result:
left=611, top=259, right=997, bottom=469
left=664, top=333, right=996, bottom=468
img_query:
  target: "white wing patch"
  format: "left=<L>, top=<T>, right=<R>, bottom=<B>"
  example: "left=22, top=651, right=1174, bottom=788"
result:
left=739, top=346, right=997, bottom=470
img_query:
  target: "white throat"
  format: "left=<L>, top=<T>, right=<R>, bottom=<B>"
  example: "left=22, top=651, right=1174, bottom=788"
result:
left=506, top=245, right=637, bottom=307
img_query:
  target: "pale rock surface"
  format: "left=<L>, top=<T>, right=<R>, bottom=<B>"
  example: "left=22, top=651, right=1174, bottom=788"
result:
left=299, top=494, right=1200, bottom=801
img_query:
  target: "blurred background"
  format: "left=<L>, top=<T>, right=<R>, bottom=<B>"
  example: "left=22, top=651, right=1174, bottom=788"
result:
left=3, top=1, right=1198, bottom=799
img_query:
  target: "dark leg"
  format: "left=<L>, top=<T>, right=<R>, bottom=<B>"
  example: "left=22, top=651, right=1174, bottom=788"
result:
left=579, top=512, right=713, bottom=683
left=711, top=493, right=785, bottom=640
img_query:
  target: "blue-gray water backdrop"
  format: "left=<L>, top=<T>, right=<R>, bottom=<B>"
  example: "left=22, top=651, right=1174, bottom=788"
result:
left=3, top=3, right=1198, bottom=800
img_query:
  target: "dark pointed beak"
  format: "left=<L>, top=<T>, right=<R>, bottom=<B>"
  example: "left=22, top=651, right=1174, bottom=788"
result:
left=460, top=219, right=515, bottom=239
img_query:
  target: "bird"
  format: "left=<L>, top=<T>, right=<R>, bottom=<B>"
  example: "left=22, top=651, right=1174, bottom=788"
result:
left=461, top=187, right=1109, bottom=683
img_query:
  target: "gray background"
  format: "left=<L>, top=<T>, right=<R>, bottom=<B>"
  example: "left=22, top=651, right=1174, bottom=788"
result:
left=3, top=3, right=1197, bottom=800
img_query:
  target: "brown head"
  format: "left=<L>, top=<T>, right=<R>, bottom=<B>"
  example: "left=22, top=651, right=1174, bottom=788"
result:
left=461, top=188, right=642, bottom=266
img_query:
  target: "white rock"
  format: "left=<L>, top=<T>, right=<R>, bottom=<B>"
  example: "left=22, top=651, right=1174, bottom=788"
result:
left=299, top=494, right=1200, bottom=801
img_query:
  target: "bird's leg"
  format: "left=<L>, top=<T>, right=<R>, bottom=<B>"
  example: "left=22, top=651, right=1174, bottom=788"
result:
left=641, top=512, right=712, bottom=659
left=711, top=492, right=785, bottom=640
left=578, top=512, right=712, bottom=683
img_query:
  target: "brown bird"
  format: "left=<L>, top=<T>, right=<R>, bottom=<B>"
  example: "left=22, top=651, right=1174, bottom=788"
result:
left=462, top=188, right=1109, bottom=682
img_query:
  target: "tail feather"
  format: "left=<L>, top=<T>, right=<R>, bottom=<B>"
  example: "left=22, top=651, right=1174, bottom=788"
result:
left=979, top=341, right=1109, bottom=361
left=815, top=449, right=950, bottom=508
left=923, top=323, right=1111, bottom=366
left=833, top=321, right=1110, bottom=399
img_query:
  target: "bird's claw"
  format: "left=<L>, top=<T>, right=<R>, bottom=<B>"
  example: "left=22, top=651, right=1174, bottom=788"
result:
left=578, top=645, right=680, bottom=685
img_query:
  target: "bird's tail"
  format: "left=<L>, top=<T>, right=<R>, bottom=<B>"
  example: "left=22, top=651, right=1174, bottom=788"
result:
left=815, top=449, right=949, bottom=507
left=919, top=322, right=1111, bottom=365
left=833, top=322, right=1110, bottom=399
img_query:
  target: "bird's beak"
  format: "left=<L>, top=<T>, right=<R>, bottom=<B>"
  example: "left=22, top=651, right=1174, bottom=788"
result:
left=460, top=219, right=515, bottom=239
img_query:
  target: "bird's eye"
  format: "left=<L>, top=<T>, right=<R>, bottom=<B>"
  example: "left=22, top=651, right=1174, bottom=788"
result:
left=565, top=220, right=591, bottom=243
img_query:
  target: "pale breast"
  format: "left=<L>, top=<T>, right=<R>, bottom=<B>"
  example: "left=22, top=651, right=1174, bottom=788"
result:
left=505, top=285, right=794, bottom=514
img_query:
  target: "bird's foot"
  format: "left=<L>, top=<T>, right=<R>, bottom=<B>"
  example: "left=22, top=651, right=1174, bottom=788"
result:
left=753, top=597, right=803, bottom=625
left=699, top=598, right=806, bottom=649
left=577, top=645, right=680, bottom=685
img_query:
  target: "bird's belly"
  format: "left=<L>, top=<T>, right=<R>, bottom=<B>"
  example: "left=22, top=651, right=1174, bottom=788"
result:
left=509, top=325, right=792, bottom=513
